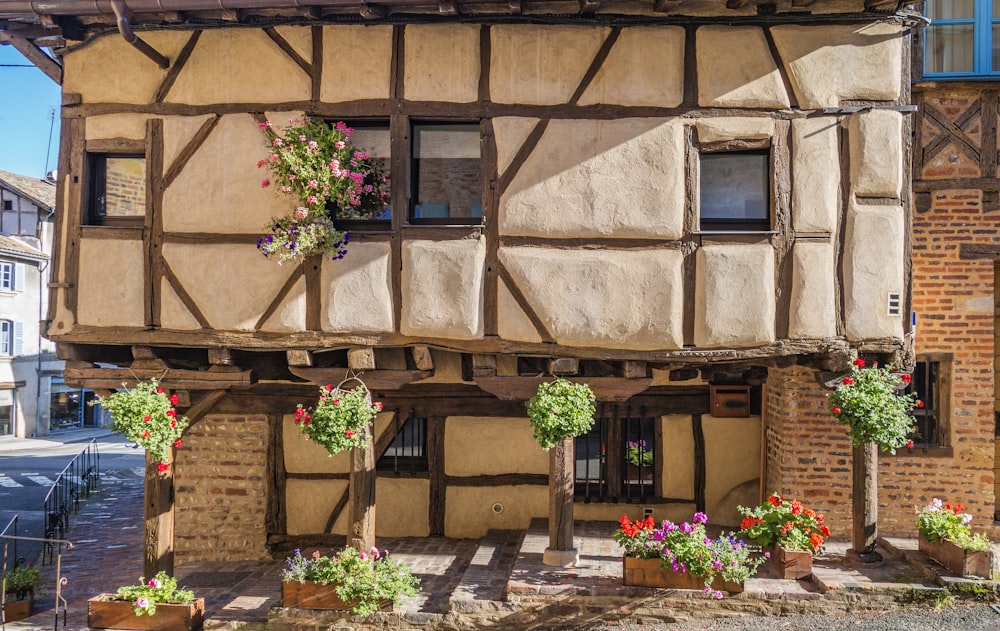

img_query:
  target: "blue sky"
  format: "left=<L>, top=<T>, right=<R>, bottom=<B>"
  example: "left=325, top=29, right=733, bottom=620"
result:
left=0, top=46, right=61, bottom=179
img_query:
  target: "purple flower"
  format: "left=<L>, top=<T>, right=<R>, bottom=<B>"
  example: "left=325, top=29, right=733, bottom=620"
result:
left=135, top=597, right=149, bottom=610
left=692, top=512, right=708, bottom=524
left=680, top=522, right=693, bottom=534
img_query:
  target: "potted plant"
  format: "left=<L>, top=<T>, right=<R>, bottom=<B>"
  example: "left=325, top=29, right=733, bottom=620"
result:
left=613, top=512, right=765, bottom=598
left=527, top=378, right=596, bottom=449
left=828, top=359, right=919, bottom=453
left=88, top=571, right=203, bottom=630
left=915, top=498, right=993, bottom=578
left=294, top=379, right=383, bottom=457
left=256, top=118, right=389, bottom=263
left=2, top=564, right=40, bottom=622
left=280, top=547, right=420, bottom=615
left=93, top=380, right=187, bottom=472
left=737, top=493, right=830, bottom=579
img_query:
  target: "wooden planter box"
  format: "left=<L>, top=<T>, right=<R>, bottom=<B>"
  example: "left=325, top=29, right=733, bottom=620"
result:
left=919, top=535, right=993, bottom=579
left=622, top=557, right=744, bottom=593
left=281, top=581, right=392, bottom=612
left=88, top=595, right=205, bottom=630
left=767, top=545, right=813, bottom=579
left=2, top=599, right=32, bottom=622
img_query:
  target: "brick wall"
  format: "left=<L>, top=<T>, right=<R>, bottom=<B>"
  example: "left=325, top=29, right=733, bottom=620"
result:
left=174, top=414, right=271, bottom=563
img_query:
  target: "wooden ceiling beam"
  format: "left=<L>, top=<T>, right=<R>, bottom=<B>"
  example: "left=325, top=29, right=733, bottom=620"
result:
left=288, top=367, right=431, bottom=390
left=438, top=0, right=459, bottom=15
left=579, top=0, right=601, bottom=12
left=475, top=376, right=651, bottom=402
left=360, top=3, right=387, bottom=19
left=64, top=366, right=254, bottom=390
left=652, top=0, right=683, bottom=12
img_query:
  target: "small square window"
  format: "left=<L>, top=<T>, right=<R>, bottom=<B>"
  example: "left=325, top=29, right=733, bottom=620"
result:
left=410, top=123, right=482, bottom=225
left=88, top=155, right=146, bottom=225
left=376, top=417, right=427, bottom=474
left=575, top=416, right=656, bottom=501
left=0, top=262, right=14, bottom=291
left=1, top=200, right=12, bottom=212
left=330, top=121, right=392, bottom=228
left=699, top=151, right=770, bottom=232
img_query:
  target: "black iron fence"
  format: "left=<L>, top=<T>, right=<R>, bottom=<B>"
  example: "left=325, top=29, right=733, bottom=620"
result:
left=41, top=440, right=99, bottom=564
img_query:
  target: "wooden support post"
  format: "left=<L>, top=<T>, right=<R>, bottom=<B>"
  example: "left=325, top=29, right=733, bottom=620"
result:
left=472, top=354, right=497, bottom=378
left=412, top=346, right=434, bottom=372
left=623, top=361, right=646, bottom=379
left=287, top=350, right=314, bottom=367
left=550, top=358, right=579, bottom=376
left=849, top=442, right=882, bottom=562
left=542, top=436, right=577, bottom=567
left=143, top=451, right=174, bottom=578
left=348, top=348, right=376, bottom=371
left=347, top=420, right=376, bottom=552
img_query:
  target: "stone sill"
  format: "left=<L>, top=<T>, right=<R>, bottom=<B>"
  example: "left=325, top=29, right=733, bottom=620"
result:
left=884, top=446, right=954, bottom=458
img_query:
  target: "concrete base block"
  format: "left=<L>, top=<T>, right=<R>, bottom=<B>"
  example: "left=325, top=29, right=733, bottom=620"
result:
left=542, top=547, right=579, bottom=567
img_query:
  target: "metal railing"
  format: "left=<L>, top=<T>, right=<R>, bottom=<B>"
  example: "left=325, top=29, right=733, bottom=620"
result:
left=0, top=517, right=17, bottom=575
left=41, top=440, right=99, bottom=564
left=1, top=531, right=73, bottom=631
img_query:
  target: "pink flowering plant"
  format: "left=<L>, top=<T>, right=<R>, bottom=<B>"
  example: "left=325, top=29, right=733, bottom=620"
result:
left=112, top=571, right=195, bottom=616
left=613, top=512, right=765, bottom=599
left=93, top=379, right=187, bottom=472
left=281, top=548, right=420, bottom=616
left=916, top=498, right=990, bottom=551
left=294, top=381, right=383, bottom=456
left=256, top=117, right=389, bottom=263
left=828, top=358, right=920, bottom=453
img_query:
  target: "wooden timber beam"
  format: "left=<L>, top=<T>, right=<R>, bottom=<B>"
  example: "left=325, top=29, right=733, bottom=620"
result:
left=286, top=350, right=314, bottom=367
left=579, top=0, right=601, bottom=12
left=411, top=346, right=434, bottom=371
left=549, top=358, right=579, bottom=376
left=0, top=31, right=62, bottom=84
left=64, top=366, right=254, bottom=390
left=288, top=368, right=431, bottom=390
left=348, top=348, right=376, bottom=371
left=360, top=3, right=386, bottom=19
left=438, top=0, right=459, bottom=15
left=475, top=376, right=652, bottom=402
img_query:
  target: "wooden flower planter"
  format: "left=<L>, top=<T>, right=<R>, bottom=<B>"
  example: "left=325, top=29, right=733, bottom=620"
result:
left=622, top=557, right=744, bottom=593
left=88, top=595, right=205, bottom=630
left=2, top=598, right=32, bottom=622
left=918, top=536, right=993, bottom=579
left=767, top=545, right=813, bottom=579
left=281, top=581, right=392, bottom=612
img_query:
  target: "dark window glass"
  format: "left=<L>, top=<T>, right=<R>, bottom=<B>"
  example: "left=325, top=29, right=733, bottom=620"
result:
left=575, top=416, right=656, bottom=501
left=376, top=417, right=428, bottom=473
left=411, top=123, right=482, bottom=224
left=89, top=155, right=146, bottom=225
left=699, top=152, right=769, bottom=231
left=906, top=360, right=944, bottom=448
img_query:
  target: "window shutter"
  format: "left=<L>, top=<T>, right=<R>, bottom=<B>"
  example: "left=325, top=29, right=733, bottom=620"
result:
left=13, top=321, right=23, bottom=356
left=14, top=263, right=24, bottom=291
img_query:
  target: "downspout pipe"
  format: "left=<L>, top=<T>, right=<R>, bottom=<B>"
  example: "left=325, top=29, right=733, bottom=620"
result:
left=110, top=0, right=170, bottom=68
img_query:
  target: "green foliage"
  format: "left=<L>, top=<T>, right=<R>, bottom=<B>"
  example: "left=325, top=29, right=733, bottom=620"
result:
left=281, top=547, right=420, bottom=616
left=294, top=383, right=383, bottom=456
left=613, top=513, right=765, bottom=599
left=3, top=565, right=40, bottom=600
left=625, top=440, right=653, bottom=467
left=527, top=379, right=596, bottom=449
left=737, top=492, right=830, bottom=553
left=933, top=590, right=956, bottom=611
left=94, top=380, right=187, bottom=469
left=916, top=498, right=991, bottom=551
left=256, top=118, right=388, bottom=263
left=113, top=571, right=195, bottom=617
left=827, top=359, right=918, bottom=452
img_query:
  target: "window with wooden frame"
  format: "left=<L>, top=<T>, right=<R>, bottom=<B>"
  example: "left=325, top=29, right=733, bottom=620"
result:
left=575, top=415, right=656, bottom=501
left=698, top=149, right=771, bottom=232
left=87, top=154, right=147, bottom=226
left=410, top=122, right=483, bottom=225
left=904, top=355, right=951, bottom=450
left=330, top=120, right=392, bottom=230
left=376, top=416, right=428, bottom=474
left=0, top=262, right=20, bottom=292
left=0, top=320, right=20, bottom=357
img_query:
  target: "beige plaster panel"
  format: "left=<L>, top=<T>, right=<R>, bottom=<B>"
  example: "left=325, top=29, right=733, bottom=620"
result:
left=321, top=242, right=393, bottom=333
left=694, top=244, right=776, bottom=348
left=792, top=117, right=840, bottom=233
left=274, top=26, right=312, bottom=62
left=703, top=415, right=761, bottom=528
left=500, top=247, right=684, bottom=350
left=497, top=279, right=544, bottom=344
left=445, top=485, right=547, bottom=539
left=321, top=26, right=393, bottom=102
left=662, top=415, right=695, bottom=499
left=491, top=25, right=608, bottom=105
left=282, top=413, right=351, bottom=474
left=788, top=242, right=837, bottom=339
left=286, top=479, right=347, bottom=535
left=770, top=24, right=902, bottom=110
left=401, top=238, right=485, bottom=339
left=160, top=277, right=204, bottom=331
left=576, top=502, right=697, bottom=525
left=404, top=24, right=479, bottom=103
left=259, top=275, right=307, bottom=333
left=445, top=417, right=546, bottom=477
left=416, top=349, right=467, bottom=384
left=163, top=243, right=304, bottom=331
left=77, top=238, right=145, bottom=327
left=165, top=29, right=310, bottom=104
left=375, top=478, right=430, bottom=537
left=697, top=26, right=789, bottom=109
left=162, top=115, right=215, bottom=171
left=843, top=203, right=904, bottom=341
left=63, top=32, right=186, bottom=104
left=85, top=115, right=151, bottom=141
left=493, top=118, right=540, bottom=175
left=848, top=110, right=903, bottom=199
left=578, top=27, right=684, bottom=108
left=694, top=118, right=775, bottom=144
left=163, top=114, right=288, bottom=233
left=501, top=119, right=684, bottom=239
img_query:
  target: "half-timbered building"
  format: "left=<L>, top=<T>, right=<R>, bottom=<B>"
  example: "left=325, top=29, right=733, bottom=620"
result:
left=0, top=0, right=930, bottom=569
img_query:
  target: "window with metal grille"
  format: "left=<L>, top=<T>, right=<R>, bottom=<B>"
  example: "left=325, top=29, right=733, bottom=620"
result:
left=905, top=358, right=949, bottom=448
left=575, top=416, right=656, bottom=501
left=376, top=416, right=427, bottom=474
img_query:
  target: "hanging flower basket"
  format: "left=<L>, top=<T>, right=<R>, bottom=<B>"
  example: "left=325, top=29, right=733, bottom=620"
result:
left=93, top=380, right=187, bottom=472
left=827, top=358, right=920, bottom=453
left=294, top=378, right=383, bottom=456
left=526, top=378, right=596, bottom=450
